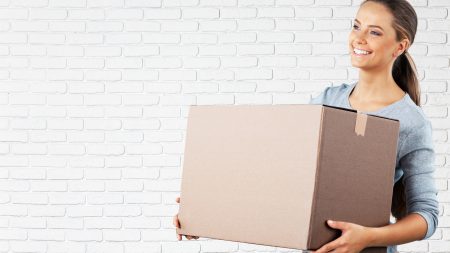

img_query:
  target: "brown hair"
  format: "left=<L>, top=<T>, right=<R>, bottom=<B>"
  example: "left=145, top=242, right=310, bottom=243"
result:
left=361, top=0, right=420, bottom=220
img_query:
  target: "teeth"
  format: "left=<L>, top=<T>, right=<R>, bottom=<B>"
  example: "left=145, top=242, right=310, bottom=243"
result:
left=354, top=48, right=371, bottom=55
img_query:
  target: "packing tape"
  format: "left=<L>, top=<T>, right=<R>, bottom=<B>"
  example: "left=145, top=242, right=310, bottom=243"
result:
left=355, top=111, right=368, bottom=136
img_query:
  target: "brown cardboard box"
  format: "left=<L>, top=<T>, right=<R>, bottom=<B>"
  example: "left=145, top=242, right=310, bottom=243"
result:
left=177, top=104, right=400, bottom=253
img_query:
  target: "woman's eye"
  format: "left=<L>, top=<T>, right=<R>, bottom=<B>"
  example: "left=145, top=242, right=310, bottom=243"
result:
left=353, top=24, right=359, bottom=30
left=371, top=31, right=381, bottom=36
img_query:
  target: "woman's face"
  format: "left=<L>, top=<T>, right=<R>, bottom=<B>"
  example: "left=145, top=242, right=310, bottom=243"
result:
left=348, top=1, right=407, bottom=71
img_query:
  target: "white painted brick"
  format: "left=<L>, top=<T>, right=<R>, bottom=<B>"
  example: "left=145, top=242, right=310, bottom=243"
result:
left=164, top=0, right=198, bottom=7
left=259, top=56, right=296, bottom=67
left=69, top=156, right=105, bottom=168
left=105, top=9, right=143, bottom=19
left=123, top=168, right=159, bottom=180
left=219, top=32, right=256, bottom=43
left=11, top=193, right=48, bottom=204
left=10, top=119, right=46, bottom=129
left=0, top=229, right=27, bottom=241
left=11, top=144, right=46, bottom=154
left=10, top=217, right=46, bottom=229
left=162, top=242, right=201, bottom=253
left=315, top=19, right=350, bottom=30
left=47, top=45, right=83, bottom=57
left=200, top=20, right=236, bottom=31
left=10, top=69, right=45, bottom=80
left=143, top=57, right=179, bottom=69
left=85, top=46, right=122, bottom=57
left=0, top=155, right=28, bottom=167
left=143, top=155, right=180, bottom=167
left=67, top=132, right=105, bottom=143
left=29, top=33, right=65, bottom=44
left=48, top=119, right=83, bottom=130
left=106, top=180, right=144, bottom=192
left=86, top=242, right=124, bottom=253
left=67, top=106, right=104, bottom=118
left=415, top=7, right=448, bottom=18
left=85, top=168, right=121, bottom=180
left=273, top=69, right=309, bottom=80
left=258, top=7, right=294, bottom=18
left=68, top=9, right=105, bottom=20
left=106, top=132, right=143, bottom=143
left=28, top=229, right=65, bottom=241
left=125, top=192, right=161, bottom=204
left=123, top=217, right=160, bottom=229
left=104, top=205, right=142, bottom=216
left=30, top=181, right=67, bottom=192
left=183, top=57, right=220, bottom=68
left=181, top=33, right=217, bottom=44
left=238, top=19, right=275, bottom=31
left=11, top=21, right=47, bottom=31
left=123, top=70, right=158, bottom=81
left=85, top=70, right=122, bottom=81
left=429, top=240, right=450, bottom=252
left=0, top=8, right=28, bottom=19
left=201, top=240, right=238, bottom=252
left=29, top=9, right=67, bottom=19
left=66, top=229, right=102, bottom=242
left=0, top=180, right=29, bottom=191
left=84, top=94, right=121, bottom=105
left=295, top=7, right=332, bottom=17
left=199, top=45, right=236, bottom=56
left=9, top=168, right=45, bottom=179
left=220, top=7, right=256, bottom=18
left=67, top=58, right=104, bottom=69
left=10, top=45, right=46, bottom=56
left=397, top=240, right=428, bottom=252
left=105, top=33, right=141, bottom=44
left=316, top=0, right=351, bottom=5
left=182, top=8, right=219, bottom=19
left=126, top=0, right=161, bottom=7
left=415, top=32, right=447, bottom=43
left=105, top=156, right=142, bottom=168
left=145, top=8, right=181, bottom=19
left=257, top=31, right=294, bottom=43
left=295, top=31, right=332, bottom=42
left=50, top=21, right=85, bottom=32
left=160, top=20, right=197, bottom=32
left=47, top=95, right=83, bottom=106
left=124, top=45, right=158, bottom=56
left=29, top=131, right=66, bottom=142
left=69, top=180, right=105, bottom=191
left=87, top=194, right=124, bottom=205
left=48, top=144, right=85, bottom=155
left=160, top=45, right=197, bottom=56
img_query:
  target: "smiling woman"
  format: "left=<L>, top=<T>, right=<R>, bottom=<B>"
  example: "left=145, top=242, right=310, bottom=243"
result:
left=309, top=1, right=439, bottom=253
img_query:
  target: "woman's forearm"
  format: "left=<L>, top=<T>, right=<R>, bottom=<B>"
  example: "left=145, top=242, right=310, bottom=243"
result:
left=366, top=213, right=428, bottom=247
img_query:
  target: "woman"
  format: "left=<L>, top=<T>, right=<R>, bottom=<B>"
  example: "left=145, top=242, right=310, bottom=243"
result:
left=173, top=0, right=439, bottom=252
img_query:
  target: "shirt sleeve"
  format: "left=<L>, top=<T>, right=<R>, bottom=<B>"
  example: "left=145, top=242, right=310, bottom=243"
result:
left=398, top=120, right=439, bottom=240
left=309, top=86, right=332, bottom=105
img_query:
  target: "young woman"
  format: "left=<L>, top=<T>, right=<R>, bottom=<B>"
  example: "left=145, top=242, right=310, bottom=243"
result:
left=173, top=1, right=439, bottom=252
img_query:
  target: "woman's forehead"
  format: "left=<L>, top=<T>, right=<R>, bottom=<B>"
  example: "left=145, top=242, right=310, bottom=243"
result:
left=356, top=2, right=393, bottom=29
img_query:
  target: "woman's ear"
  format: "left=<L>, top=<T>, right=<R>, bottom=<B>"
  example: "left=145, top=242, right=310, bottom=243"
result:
left=393, top=39, right=409, bottom=58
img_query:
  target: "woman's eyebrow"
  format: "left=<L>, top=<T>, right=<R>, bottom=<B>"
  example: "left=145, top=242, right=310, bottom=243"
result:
left=354, top=19, right=384, bottom=31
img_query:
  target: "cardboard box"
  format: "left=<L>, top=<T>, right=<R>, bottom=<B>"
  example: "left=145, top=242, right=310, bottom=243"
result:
left=177, top=104, right=400, bottom=253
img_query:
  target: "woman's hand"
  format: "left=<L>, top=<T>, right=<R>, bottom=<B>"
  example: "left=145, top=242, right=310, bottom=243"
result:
left=313, top=220, right=373, bottom=253
left=173, top=196, right=200, bottom=241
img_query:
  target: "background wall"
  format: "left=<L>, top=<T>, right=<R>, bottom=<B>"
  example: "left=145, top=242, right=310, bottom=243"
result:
left=0, top=0, right=449, bottom=252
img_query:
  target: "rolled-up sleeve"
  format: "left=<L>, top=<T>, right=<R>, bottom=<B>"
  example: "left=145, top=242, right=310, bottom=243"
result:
left=398, top=120, right=439, bottom=240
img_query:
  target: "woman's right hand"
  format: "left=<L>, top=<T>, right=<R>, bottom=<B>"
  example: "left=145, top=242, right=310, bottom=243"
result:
left=173, top=196, right=200, bottom=241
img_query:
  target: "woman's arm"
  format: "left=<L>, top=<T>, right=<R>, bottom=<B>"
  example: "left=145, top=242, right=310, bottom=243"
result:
left=366, top=213, right=428, bottom=247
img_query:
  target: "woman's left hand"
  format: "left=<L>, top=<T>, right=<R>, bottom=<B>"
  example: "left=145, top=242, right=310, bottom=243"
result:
left=313, top=220, right=373, bottom=253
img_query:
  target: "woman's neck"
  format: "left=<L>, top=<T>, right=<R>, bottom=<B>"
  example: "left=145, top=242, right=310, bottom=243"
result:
left=353, top=68, right=403, bottom=102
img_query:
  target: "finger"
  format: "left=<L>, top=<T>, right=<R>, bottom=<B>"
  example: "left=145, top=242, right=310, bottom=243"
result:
left=315, top=239, right=342, bottom=253
left=328, top=220, right=348, bottom=230
left=177, top=233, right=182, bottom=240
left=176, top=196, right=180, bottom=203
left=175, top=214, right=180, bottom=228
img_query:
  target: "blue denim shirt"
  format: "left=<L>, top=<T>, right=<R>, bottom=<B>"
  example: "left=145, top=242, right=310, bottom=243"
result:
left=309, top=82, right=439, bottom=253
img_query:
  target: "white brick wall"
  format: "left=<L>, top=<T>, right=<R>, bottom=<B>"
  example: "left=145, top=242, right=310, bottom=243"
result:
left=0, top=0, right=448, bottom=252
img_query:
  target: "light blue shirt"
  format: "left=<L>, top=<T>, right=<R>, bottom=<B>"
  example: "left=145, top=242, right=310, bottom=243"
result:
left=309, top=82, right=439, bottom=253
